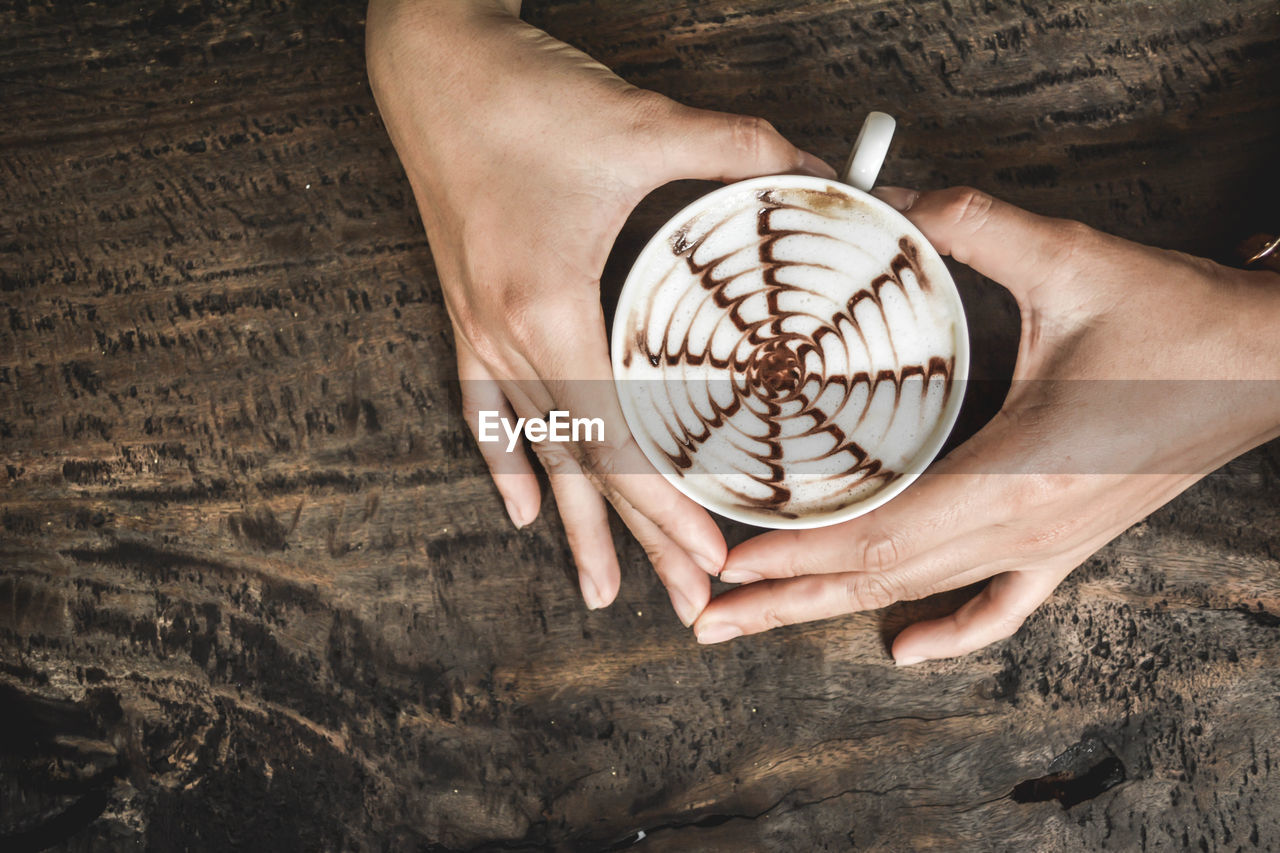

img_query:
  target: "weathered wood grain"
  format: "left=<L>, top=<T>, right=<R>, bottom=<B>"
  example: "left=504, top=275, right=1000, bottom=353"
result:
left=1, top=0, right=1279, bottom=850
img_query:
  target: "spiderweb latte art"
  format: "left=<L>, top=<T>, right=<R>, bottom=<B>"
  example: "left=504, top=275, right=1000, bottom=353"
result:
left=613, top=179, right=967, bottom=526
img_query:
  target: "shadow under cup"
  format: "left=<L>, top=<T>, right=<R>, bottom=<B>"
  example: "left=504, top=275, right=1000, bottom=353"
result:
left=610, top=175, right=970, bottom=529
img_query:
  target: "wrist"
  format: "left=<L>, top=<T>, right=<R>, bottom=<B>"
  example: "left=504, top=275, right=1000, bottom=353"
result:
left=1222, top=268, right=1280, bottom=448
left=1225, top=269, right=1280, bottom=377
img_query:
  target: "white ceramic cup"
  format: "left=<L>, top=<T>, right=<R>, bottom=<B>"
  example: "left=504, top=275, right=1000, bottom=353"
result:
left=611, top=112, right=969, bottom=528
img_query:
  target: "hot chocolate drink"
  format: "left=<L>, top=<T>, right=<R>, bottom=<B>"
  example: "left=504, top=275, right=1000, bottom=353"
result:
left=611, top=176, right=967, bottom=528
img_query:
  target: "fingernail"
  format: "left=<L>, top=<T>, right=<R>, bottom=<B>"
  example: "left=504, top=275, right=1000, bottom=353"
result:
left=670, top=589, right=703, bottom=627
left=718, top=568, right=762, bottom=584
left=798, top=150, right=838, bottom=180
left=692, top=551, right=724, bottom=576
left=580, top=574, right=606, bottom=610
left=696, top=624, right=743, bottom=645
left=871, top=186, right=920, bottom=212
left=894, top=654, right=926, bottom=667
left=504, top=498, right=531, bottom=529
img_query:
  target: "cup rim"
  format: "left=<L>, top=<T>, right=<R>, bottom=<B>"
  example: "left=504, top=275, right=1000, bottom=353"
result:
left=610, top=174, right=970, bottom=529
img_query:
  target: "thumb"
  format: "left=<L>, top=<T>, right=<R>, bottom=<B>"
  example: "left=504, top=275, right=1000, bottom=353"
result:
left=872, top=186, right=1094, bottom=301
left=655, top=104, right=835, bottom=184
left=890, top=566, right=1067, bottom=665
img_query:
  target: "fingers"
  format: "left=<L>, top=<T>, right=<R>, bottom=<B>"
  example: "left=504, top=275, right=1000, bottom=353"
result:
left=692, top=574, right=868, bottom=643
left=890, top=564, right=1071, bottom=665
left=458, top=345, right=622, bottom=610
left=489, top=374, right=625, bottom=609
left=718, top=458, right=992, bottom=585
left=489, top=363, right=717, bottom=619
left=609, top=497, right=711, bottom=627
left=873, top=185, right=1096, bottom=301
left=718, top=418, right=1021, bottom=585
left=519, top=364, right=710, bottom=621
left=560, top=407, right=729, bottom=576
left=533, top=333, right=729, bottom=576
left=496, top=367, right=710, bottom=621
left=539, top=450, right=622, bottom=611
left=461, top=313, right=726, bottom=619
left=656, top=104, right=836, bottom=184
left=458, top=343, right=541, bottom=528
left=693, top=543, right=1000, bottom=644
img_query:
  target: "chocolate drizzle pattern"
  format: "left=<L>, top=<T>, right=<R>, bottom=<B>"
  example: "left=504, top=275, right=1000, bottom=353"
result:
left=618, top=185, right=959, bottom=519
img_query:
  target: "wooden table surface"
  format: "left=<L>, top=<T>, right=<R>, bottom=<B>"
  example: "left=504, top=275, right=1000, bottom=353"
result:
left=2, top=0, right=1279, bottom=849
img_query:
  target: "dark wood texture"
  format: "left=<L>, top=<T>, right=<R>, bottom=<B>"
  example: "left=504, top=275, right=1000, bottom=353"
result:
left=2, top=0, right=1279, bottom=849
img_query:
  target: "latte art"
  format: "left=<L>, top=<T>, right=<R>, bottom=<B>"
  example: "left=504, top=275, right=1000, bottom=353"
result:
left=614, top=180, right=966, bottom=524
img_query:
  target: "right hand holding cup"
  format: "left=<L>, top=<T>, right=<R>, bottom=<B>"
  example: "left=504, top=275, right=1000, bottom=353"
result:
left=693, top=186, right=1280, bottom=656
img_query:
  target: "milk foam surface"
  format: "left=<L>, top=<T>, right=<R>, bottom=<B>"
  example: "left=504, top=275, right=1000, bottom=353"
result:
left=614, top=180, right=965, bottom=525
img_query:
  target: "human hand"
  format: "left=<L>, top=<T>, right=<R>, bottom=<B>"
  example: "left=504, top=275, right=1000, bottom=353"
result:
left=365, top=0, right=834, bottom=622
left=693, top=186, right=1280, bottom=660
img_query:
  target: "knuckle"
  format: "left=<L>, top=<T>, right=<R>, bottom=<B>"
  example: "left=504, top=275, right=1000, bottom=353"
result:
left=942, top=187, right=995, bottom=233
left=843, top=572, right=900, bottom=612
left=529, top=439, right=576, bottom=474
left=641, top=543, right=671, bottom=573
left=451, top=308, right=509, bottom=369
left=861, top=532, right=902, bottom=572
left=582, top=443, right=621, bottom=481
left=449, top=267, right=539, bottom=361
left=559, top=445, right=627, bottom=505
left=779, top=531, right=819, bottom=577
left=759, top=606, right=787, bottom=630
left=631, top=527, right=667, bottom=568
left=503, top=309, right=540, bottom=352
left=732, top=114, right=776, bottom=159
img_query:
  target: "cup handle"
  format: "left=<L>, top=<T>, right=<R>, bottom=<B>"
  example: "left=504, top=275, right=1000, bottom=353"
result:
left=840, top=112, right=896, bottom=192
